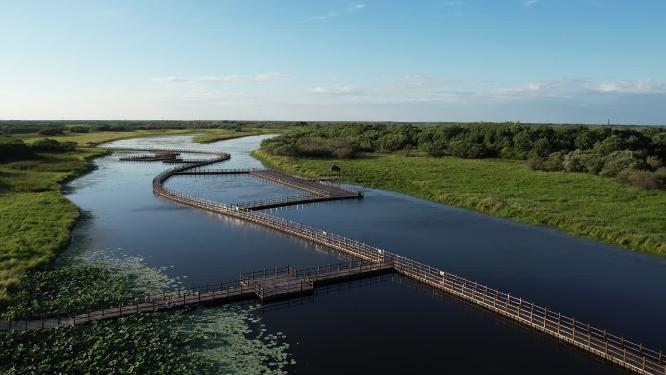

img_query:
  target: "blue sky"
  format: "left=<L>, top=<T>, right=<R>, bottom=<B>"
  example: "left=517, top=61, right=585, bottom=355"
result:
left=1, top=0, right=665, bottom=123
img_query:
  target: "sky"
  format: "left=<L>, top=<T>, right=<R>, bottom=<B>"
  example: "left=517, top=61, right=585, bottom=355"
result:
left=0, top=0, right=665, bottom=124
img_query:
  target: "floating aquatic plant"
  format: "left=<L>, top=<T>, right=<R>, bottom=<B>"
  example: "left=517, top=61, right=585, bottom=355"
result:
left=1, top=248, right=294, bottom=374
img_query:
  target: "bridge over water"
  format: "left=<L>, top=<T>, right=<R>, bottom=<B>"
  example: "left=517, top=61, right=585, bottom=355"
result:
left=4, top=147, right=663, bottom=375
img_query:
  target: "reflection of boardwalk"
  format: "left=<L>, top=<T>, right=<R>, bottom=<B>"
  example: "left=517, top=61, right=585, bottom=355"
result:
left=10, top=147, right=661, bottom=374
left=1, top=261, right=393, bottom=330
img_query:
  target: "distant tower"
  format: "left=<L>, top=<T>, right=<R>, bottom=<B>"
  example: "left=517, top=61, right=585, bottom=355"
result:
left=608, top=119, right=610, bottom=126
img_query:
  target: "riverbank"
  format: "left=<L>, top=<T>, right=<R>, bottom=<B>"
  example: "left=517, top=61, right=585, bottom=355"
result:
left=1, top=133, right=295, bottom=373
left=253, top=150, right=666, bottom=257
left=0, top=129, right=279, bottom=303
left=0, top=147, right=108, bottom=303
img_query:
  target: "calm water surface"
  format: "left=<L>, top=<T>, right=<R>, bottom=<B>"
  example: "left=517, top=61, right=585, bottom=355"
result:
left=63, top=134, right=665, bottom=374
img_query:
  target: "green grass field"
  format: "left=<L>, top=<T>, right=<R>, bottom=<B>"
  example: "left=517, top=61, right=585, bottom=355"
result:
left=0, top=147, right=107, bottom=302
left=254, top=150, right=666, bottom=257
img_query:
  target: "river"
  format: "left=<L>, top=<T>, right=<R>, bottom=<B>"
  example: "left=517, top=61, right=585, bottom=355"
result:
left=63, top=134, right=665, bottom=374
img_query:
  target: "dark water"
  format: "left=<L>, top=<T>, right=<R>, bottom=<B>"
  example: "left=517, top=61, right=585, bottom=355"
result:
left=64, top=134, right=665, bottom=374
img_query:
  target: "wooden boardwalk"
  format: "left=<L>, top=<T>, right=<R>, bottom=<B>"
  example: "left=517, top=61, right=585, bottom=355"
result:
left=34, top=146, right=664, bottom=374
left=249, top=169, right=362, bottom=198
left=0, top=261, right=394, bottom=330
left=173, top=168, right=260, bottom=175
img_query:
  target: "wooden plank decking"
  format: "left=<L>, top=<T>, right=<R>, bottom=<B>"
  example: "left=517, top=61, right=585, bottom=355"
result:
left=0, top=261, right=394, bottom=331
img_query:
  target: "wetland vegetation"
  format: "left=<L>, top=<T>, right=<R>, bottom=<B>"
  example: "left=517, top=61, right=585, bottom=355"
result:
left=256, top=123, right=666, bottom=256
left=0, top=251, right=292, bottom=374
left=0, top=123, right=281, bottom=303
left=1, top=122, right=665, bottom=374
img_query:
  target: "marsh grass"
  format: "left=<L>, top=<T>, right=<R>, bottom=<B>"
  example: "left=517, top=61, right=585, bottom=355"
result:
left=0, top=147, right=106, bottom=302
left=254, top=150, right=666, bottom=257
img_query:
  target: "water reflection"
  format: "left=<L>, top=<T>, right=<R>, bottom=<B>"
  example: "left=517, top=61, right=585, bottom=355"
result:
left=62, top=133, right=663, bottom=374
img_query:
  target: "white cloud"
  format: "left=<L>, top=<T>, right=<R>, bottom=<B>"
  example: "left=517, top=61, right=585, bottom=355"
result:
left=492, top=79, right=666, bottom=100
left=308, top=76, right=488, bottom=103
left=181, top=91, right=247, bottom=101
left=593, top=79, right=666, bottom=94
left=306, top=77, right=666, bottom=107
left=153, top=73, right=288, bottom=84
left=348, top=3, right=366, bottom=12
left=400, top=75, right=493, bottom=88
left=524, top=0, right=542, bottom=7
left=310, top=85, right=365, bottom=96
left=307, top=3, right=366, bottom=21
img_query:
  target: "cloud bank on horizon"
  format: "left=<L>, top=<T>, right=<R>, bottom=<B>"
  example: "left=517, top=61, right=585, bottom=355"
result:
left=0, top=0, right=665, bottom=124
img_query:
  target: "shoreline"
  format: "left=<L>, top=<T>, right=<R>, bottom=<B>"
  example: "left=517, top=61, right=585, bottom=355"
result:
left=0, top=130, right=277, bottom=304
left=251, top=149, right=666, bottom=258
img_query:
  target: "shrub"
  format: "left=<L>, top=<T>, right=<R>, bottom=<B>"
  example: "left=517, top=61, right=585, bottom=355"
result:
left=593, top=134, right=625, bottom=156
left=272, top=144, right=297, bottom=156
left=333, top=146, right=354, bottom=159
left=448, top=141, right=488, bottom=159
left=31, top=139, right=76, bottom=153
left=37, top=127, right=64, bottom=136
left=295, top=136, right=332, bottom=157
left=531, top=138, right=554, bottom=157
left=599, top=150, right=642, bottom=177
left=655, top=168, right=666, bottom=188
left=563, top=150, right=603, bottom=174
left=379, top=133, right=410, bottom=152
left=646, top=155, right=663, bottom=170
left=68, top=125, right=90, bottom=133
left=617, top=169, right=659, bottom=190
left=543, top=152, right=565, bottom=171
left=0, top=136, right=34, bottom=162
left=526, top=155, right=544, bottom=170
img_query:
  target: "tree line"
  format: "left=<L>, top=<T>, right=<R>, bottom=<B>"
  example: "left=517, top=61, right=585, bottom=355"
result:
left=0, top=120, right=304, bottom=135
left=260, top=123, right=666, bottom=189
left=0, top=137, right=76, bottom=162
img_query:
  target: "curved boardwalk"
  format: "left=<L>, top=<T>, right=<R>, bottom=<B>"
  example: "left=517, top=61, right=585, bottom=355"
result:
left=4, top=147, right=663, bottom=375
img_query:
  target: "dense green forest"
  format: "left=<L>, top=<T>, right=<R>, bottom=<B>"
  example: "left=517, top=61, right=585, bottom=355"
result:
left=261, top=124, right=666, bottom=189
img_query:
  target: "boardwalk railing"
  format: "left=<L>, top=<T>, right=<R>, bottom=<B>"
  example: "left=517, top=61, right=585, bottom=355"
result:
left=249, top=169, right=362, bottom=198
left=388, top=254, right=665, bottom=375
left=1, top=260, right=393, bottom=330
left=126, top=147, right=666, bottom=374
left=105, top=147, right=219, bottom=155
left=119, top=154, right=176, bottom=162
left=233, top=194, right=361, bottom=211
left=174, top=168, right=261, bottom=175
